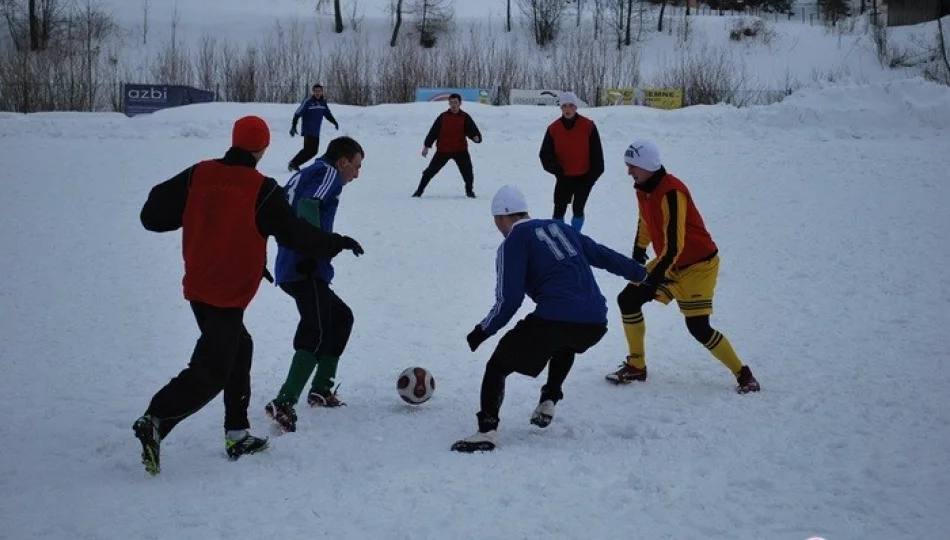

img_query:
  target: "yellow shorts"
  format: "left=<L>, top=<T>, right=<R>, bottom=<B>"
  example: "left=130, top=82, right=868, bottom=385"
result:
left=645, top=255, right=720, bottom=316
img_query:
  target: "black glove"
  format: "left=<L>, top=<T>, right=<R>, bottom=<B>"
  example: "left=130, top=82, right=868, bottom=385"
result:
left=632, top=246, right=648, bottom=265
left=641, top=271, right=674, bottom=297
left=333, top=122, right=340, bottom=130
left=466, top=325, right=488, bottom=352
left=330, top=234, right=364, bottom=257
left=290, top=124, right=298, bottom=136
left=263, top=266, right=274, bottom=283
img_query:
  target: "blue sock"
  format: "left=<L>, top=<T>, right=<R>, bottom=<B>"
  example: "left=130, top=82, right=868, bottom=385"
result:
left=571, top=216, right=585, bottom=232
left=554, top=215, right=566, bottom=224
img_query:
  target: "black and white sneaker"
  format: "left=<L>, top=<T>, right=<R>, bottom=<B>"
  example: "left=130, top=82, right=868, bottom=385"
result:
left=450, top=431, right=497, bottom=453
left=530, top=400, right=555, bottom=428
left=132, top=415, right=161, bottom=476
left=225, top=432, right=269, bottom=460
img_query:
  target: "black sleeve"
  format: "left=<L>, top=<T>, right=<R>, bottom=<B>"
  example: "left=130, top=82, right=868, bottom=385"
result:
left=539, top=129, right=562, bottom=176
left=140, top=165, right=194, bottom=232
left=324, top=107, right=338, bottom=127
left=423, top=114, right=442, bottom=148
left=464, top=113, right=482, bottom=141
left=588, top=123, right=605, bottom=181
left=254, top=177, right=343, bottom=259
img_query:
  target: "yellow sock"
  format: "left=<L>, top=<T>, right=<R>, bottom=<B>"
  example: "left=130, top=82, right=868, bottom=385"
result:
left=704, top=331, right=743, bottom=374
left=621, top=311, right=646, bottom=369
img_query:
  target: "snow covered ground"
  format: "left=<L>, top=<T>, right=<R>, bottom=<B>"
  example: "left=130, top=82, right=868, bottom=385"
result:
left=1, top=77, right=949, bottom=539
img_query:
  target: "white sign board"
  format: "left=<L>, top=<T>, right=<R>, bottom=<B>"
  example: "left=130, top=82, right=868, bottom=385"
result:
left=509, top=89, right=589, bottom=107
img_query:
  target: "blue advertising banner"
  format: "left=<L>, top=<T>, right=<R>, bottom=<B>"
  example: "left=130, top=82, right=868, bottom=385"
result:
left=414, top=87, right=494, bottom=104
left=123, top=84, right=216, bottom=117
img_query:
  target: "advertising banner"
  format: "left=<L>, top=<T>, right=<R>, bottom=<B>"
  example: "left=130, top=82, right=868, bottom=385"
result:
left=599, top=87, right=683, bottom=109
left=640, top=88, right=684, bottom=110
left=509, top=89, right=589, bottom=107
left=414, top=87, right=494, bottom=104
left=123, top=84, right=216, bottom=117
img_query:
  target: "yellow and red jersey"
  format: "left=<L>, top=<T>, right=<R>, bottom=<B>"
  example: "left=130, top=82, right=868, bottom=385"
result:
left=634, top=169, right=718, bottom=279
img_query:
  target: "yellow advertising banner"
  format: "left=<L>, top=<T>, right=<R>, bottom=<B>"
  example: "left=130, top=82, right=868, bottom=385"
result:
left=641, top=88, right=684, bottom=110
left=599, top=87, right=684, bottom=110
left=599, top=88, right=637, bottom=106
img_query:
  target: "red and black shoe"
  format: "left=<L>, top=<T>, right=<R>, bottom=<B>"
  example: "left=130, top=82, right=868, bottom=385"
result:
left=307, top=384, right=346, bottom=408
left=605, top=359, right=648, bottom=384
left=736, top=365, right=761, bottom=394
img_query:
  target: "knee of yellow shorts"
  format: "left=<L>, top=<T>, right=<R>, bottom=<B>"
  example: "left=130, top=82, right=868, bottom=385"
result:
left=654, top=287, right=674, bottom=306
left=678, top=304, right=714, bottom=317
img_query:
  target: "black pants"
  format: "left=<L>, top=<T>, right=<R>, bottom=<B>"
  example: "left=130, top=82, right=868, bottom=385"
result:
left=553, top=175, right=596, bottom=219
left=289, top=135, right=320, bottom=169
left=144, top=302, right=253, bottom=439
left=416, top=151, right=474, bottom=194
left=279, top=278, right=353, bottom=357
left=477, top=314, right=607, bottom=431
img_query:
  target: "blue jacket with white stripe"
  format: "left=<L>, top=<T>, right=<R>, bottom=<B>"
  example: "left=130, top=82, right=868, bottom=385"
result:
left=293, top=96, right=338, bottom=138
left=274, top=158, right=343, bottom=284
left=478, top=218, right=648, bottom=337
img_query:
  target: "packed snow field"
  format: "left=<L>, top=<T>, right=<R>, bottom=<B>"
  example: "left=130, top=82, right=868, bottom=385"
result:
left=1, top=77, right=949, bottom=539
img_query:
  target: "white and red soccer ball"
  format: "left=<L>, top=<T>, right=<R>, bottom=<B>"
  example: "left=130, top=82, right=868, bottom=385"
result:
left=397, top=367, right=435, bottom=404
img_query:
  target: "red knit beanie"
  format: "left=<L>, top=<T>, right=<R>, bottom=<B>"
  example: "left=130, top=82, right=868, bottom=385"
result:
left=232, top=115, right=270, bottom=152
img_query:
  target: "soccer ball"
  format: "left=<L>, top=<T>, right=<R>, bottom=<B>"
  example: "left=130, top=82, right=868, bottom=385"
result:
left=397, top=367, right=435, bottom=405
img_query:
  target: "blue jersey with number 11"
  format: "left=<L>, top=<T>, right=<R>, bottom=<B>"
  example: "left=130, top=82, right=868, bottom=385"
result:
left=478, top=218, right=648, bottom=337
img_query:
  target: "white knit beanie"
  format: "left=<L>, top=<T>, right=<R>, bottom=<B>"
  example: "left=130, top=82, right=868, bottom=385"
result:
left=624, top=139, right=662, bottom=172
left=558, top=92, right=579, bottom=107
left=491, top=185, right=529, bottom=216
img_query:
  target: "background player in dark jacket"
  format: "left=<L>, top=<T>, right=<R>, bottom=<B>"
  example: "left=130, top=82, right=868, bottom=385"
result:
left=413, top=93, right=482, bottom=198
left=606, top=139, right=760, bottom=394
left=288, top=84, right=339, bottom=172
left=538, top=92, right=605, bottom=232
left=451, top=185, right=647, bottom=453
left=132, top=116, right=363, bottom=476
left=265, top=136, right=365, bottom=433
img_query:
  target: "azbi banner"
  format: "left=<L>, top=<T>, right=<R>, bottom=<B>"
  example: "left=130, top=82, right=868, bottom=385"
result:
left=123, top=84, right=216, bottom=117
left=415, top=87, right=494, bottom=104
left=509, top=89, right=589, bottom=107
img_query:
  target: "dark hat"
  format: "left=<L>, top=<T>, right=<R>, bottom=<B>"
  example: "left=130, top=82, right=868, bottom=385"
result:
left=232, top=115, right=270, bottom=152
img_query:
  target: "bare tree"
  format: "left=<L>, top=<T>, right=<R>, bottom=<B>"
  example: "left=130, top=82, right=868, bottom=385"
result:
left=408, top=0, right=454, bottom=47
left=625, top=0, right=635, bottom=45
left=314, top=0, right=344, bottom=33
left=141, top=0, right=148, bottom=44
left=657, top=0, right=666, bottom=33
left=506, top=0, right=512, bottom=31
left=518, top=0, right=568, bottom=47
left=591, top=0, right=605, bottom=39
left=75, top=0, right=116, bottom=110
left=1, top=0, right=66, bottom=50
left=939, top=16, right=950, bottom=81
left=390, top=0, right=403, bottom=45
left=606, top=0, right=635, bottom=48
left=195, top=33, right=219, bottom=91
left=347, top=0, right=364, bottom=31
left=334, top=0, right=343, bottom=32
